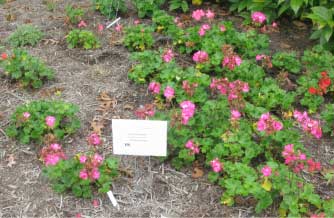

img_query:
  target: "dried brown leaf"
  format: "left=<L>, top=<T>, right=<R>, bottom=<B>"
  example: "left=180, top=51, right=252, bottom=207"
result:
left=192, top=167, right=204, bottom=178
left=90, top=119, right=105, bottom=135
left=6, top=154, right=16, bottom=167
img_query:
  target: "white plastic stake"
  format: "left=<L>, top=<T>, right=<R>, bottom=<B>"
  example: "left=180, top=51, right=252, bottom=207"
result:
left=106, top=17, right=121, bottom=29
left=107, top=190, right=120, bottom=210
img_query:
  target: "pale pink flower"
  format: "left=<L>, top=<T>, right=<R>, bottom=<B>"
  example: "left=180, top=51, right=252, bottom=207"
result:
left=234, top=55, right=242, bottom=66
left=87, top=133, right=101, bottom=146
left=92, top=153, right=103, bottom=166
left=164, top=86, right=175, bottom=100
left=198, top=28, right=206, bottom=36
left=251, top=12, right=266, bottom=24
left=220, top=25, right=226, bottom=32
left=134, top=19, right=140, bottom=25
left=242, top=83, right=249, bottom=92
left=256, top=54, right=265, bottom=61
left=50, top=143, right=61, bottom=151
left=206, top=9, right=215, bottom=19
left=45, top=154, right=60, bottom=166
left=162, top=49, right=174, bottom=63
left=185, top=140, right=194, bottom=149
left=78, top=20, right=87, bottom=28
left=210, top=158, right=222, bottom=173
left=98, top=24, right=104, bottom=32
left=192, top=9, right=205, bottom=21
left=79, top=155, right=87, bottom=164
left=79, top=169, right=88, bottom=180
left=91, top=168, right=100, bottom=180
left=231, top=110, right=241, bottom=120
left=148, top=81, right=161, bottom=94
left=261, top=166, right=272, bottom=177
left=115, top=24, right=123, bottom=32
left=272, top=22, right=278, bottom=28
left=180, top=101, right=196, bottom=125
left=192, top=51, right=209, bottom=63
left=23, top=112, right=30, bottom=119
left=45, top=116, right=56, bottom=128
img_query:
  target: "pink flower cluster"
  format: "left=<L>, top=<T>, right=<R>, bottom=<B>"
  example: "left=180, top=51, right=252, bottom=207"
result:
left=87, top=133, right=102, bottom=146
left=23, top=112, right=31, bottom=119
left=210, top=158, right=223, bottom=173
left=78, top=20, right=87, bottom=28
left=192, top=51, right=209, bottom=63
left=251, top=12, right=267, bottom=24
left=162, top=49, right=174, bottom=63
left=198, top=24, right=211, bottom=36
left=282, top=144, right=321, bottom=173
left=293, top=110, right=322, bottom=139
left=257, top=113, right=283, bottom=134
left=180, top=101, right=196, bottom=125
left=40, top=143, right=66, bottom=166
left=192, top=9, right=214, bottom=21
left=210, top=78, right=249, bottom=101
left=182, top=80, right=198, bottom=97
left=45, top=116, right=56, bottom=128
left=148, top=81, right=161, bottom=94
left=79, top=153, right=103, bottom=181
left=230, top=109, right=241, bottom=121
left=261, top=165, right=272, bottom=177
left=164, top=86, right=175, bottom=100
left=115, top=24, right=123, bottom=32
left=135, top=104, right=155, bottom=119
left=222, top=55, right=242, bottom=70
left=185, top=140, right=200, bottom=154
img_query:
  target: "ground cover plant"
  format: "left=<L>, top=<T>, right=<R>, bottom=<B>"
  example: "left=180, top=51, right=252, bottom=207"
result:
left=0, top=49, right=54, bottom=88
left=6, top=24, right=43, bottom=47
left=125, top=7, right=334, bottom=217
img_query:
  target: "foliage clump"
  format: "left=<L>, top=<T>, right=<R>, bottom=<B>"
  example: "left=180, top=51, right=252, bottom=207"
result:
left=6, top=24, right=43, bottom=47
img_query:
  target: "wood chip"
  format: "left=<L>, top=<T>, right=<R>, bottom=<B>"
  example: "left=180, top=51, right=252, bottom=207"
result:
left=191, top=167, right=204, bottom=178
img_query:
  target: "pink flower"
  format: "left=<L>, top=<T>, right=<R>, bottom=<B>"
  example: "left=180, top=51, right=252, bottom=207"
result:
left=79, top=155, right=87, bottom=164
left=92, top=153, right=103, bottom=166
left=234, top=55, right=242, bottom=66
left=92, top=199, right=99, bottom=207
left=293, top=110, right=322, bottom=139
left=185, top=140, right=194, bottom=149
left=180, top=101, right=196, bottom=125
left=192, top=51, right=209, bottom=63
left=115, top=24, right=123, bottom=32
left=231, top=109, right=241, bottom=120
left=261, top=166, right=272, bottom=177
left=299, top=153, right=306, bottom=160
left=251, top=12, right=266, bottom=24
left=198, top=28, right=206, bottom=36
left=220, top=25, right=226, bottom=32
left=134, top=19, right=140, bottom=25
left=91, top=168, right=100, bottom=180
left=272, top=22, right=278, bottom=28
left=45, top=154, right=60, bottom=166
left=148, top=82, right=161, bottom=94
left=87, top=133, right=101, bottom=146
left=79, top=169, right=88, bottom=180
left=256, top=54, right=265, bottom=61
left=164, top=86, right=175, bottom=100
left=78, top=20, right=87, bottom=28
left=98, top=24, right=104, bottom=32
left=206, top=9, right=215, bottom=19
left=192, top=9, right=205, bottom=21
left=162, top=49, right=174, bottom=63
left=23, top=112, right=30, bottom=119
left=273, top=121, right=283, bottom=131
left=1, top=52, right=8, bottom=60
left=75, top=213, right=81, bottom=218
left=184, top=140, right=200, bottom=154
left=242, top=83, right=249, bottom=92
left=257, top=113, right=283, bottom=134
left=50, top=143, right=61, bottom=151
left=210, top=158, right=222, bottom=173
left=45, top=116, right=56, bottom=128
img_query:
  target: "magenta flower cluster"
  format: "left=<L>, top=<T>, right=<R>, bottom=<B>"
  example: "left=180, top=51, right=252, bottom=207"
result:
left=180, top=100, right=196, bottom=125
left=251, top=11, right=267, bottom=24
left=40, top=143, right=66, bottom=166
left=282, top=144, right=321, bottom=173
left=192, top=9, right=215, bottom=21
left=198, top=24, right=211, bottom=36
left=148, top=81, right=161, bottom=94
left=87, top=133, right=102, bottom=146
left=162, top=49, right=174, bottom=63
left=293, top=110, right=322, bottom=139
left=192, top=50, right=209, bottom=63
left=79, top=153, right=103, bottom=181
left=210, top=78, right=249, bottom=101
left=210, top=158, right=223, bottom=173
left=257, top=112, right=283, bottom=134
left=185, top=140, right=200, bottom=154
left=222, top=55, right=242, bottom=70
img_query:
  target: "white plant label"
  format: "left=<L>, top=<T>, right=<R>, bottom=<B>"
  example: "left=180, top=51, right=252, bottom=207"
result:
left=112, top=119, right=167, bottom=156
left=107, top=190, right=119, bottom=210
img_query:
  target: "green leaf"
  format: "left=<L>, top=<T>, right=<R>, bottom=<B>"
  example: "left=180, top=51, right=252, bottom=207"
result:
left=290, top=0, right=304, bottom=14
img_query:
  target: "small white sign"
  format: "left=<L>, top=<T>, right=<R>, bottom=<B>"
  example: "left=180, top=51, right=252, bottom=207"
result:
left=112, top=119, right=167, bottom=156
left=107, top=190, right=120, bottom=210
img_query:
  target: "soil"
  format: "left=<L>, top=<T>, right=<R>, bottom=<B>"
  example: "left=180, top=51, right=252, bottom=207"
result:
left=0, top=0, right=332, bottom=217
